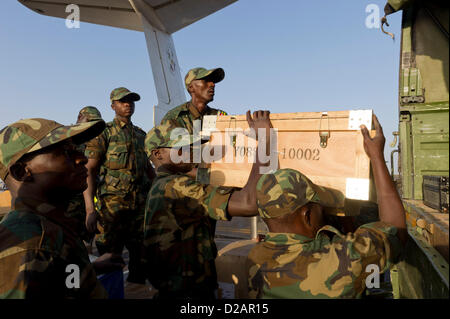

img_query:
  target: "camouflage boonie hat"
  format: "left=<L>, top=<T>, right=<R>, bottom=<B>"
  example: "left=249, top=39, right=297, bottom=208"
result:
left=0, top=118, right=105, bottom=180
left=256, top=168, right=346, bottom=219
left=78, top=106, right=102, bottom=121
left=145, top=121, right=202, bottom=156
left=185, top=67, right=225, bottom=90
left=110, top=87, right=140, bottom=102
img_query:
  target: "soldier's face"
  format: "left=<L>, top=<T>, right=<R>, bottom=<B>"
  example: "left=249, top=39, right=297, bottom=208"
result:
left=170, top=147, right=194, bottom=172
left=156, top=147, right=194, bottom=173
left=190, top=78, right=215, bottom=103
left=112, top=97, right=135, bottom=118
left=24, top=140, right=89, bottom=194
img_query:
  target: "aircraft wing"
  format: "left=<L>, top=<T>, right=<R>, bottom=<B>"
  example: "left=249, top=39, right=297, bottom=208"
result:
left=18, top=0, right=237, bottom=33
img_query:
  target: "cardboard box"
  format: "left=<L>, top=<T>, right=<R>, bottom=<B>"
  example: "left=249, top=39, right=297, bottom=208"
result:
left=203, top=110, right=376, bottom=201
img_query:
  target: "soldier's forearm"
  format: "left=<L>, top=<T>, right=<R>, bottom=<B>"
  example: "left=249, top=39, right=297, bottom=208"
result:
left=228, top=111, right=273, bottom=216
left=83, top=159, right=100, bottom=214
left=228, top=136, right=271, bottom=217
left=228, top=167, right=259, bottom=216
left=228, top=190, right=257, bottom=217
left=83, top=175, right=97, bottom=214
left=371, top=153, right=407, bottom=244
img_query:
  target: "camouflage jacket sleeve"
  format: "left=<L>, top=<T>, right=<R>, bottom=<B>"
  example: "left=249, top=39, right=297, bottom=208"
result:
left=84, top=129, right=107, bottom=160
left=166, top=175, right=233, bottom=222
left=0, top=211, right=107, bottom=299
left=352, top=221, right=403, bottom=273
left=0, top=248, right=106, bottom=299
left=324, top=221, right=403, bottom=293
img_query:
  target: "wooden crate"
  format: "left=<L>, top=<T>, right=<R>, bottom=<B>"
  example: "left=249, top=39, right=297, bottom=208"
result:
left=0, top=190, right=11, bottom=208
left=205, top=110, right=377, bottom=201
left=0, top=191, right=11, bottom=219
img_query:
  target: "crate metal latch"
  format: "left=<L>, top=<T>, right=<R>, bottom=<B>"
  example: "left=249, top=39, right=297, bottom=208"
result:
left=319, top=112, right=330, bottom=148
left=227, top=116, right=237, bottom=151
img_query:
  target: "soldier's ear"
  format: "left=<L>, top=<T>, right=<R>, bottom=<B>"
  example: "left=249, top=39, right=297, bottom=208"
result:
left=187, top=84, right=194, bottom=95
left=299, top=205, right=312, bottom=227
left=9, top=162, right=32, bottom=182
left=151, top=149, right=163, bottom=161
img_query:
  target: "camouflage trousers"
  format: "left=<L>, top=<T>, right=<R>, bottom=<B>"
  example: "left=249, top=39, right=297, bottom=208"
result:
left=95, top=194, right=146, bottom=284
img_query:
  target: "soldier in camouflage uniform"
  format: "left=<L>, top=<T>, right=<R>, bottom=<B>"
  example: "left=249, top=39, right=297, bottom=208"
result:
left=143, top=110, right=273, bottom=299
left=0, top=118, right=124, bottom=298
left=84, top=88, right=153, bottom=284
left=161, top=67, right=228, bottom=133
left=161, top=67, right=230, bottom=237
left=247, top=115, right=406, bottom=299
left=76, top=106, right=103, bottom=124
left=66, top=106, right=103, bottom=241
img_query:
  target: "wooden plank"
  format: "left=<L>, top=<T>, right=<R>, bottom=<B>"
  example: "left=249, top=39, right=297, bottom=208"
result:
left=210, top=131, right=358, bottom=176
left=207, top=111, right=376, bottom=201
left=403, top=200, right=449, bottom=262
left=215, top=111, right=353, bottom=132
left=354, top=133, right=370, bottom=178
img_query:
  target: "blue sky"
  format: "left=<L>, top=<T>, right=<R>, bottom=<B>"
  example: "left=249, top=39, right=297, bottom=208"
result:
left=0, top=0, right=402, bottom=167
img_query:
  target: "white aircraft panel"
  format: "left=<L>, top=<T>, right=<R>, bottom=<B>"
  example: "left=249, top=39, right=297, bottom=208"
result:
left=140, top=15, right=186, bottom=124
left=145, top=0, right=170, bottom=7
left=18, top=0, right=143, bottom=31
left=21, top=0, right=133, bottom=8
left=18, top=0, right=238, bottom=34
left=148, top=0, right=238, bottom=34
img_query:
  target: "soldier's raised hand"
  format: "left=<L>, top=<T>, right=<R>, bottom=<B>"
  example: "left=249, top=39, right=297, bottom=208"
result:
left=360, top=114, right=385, bottom=160
left=246, top=110, right=272, bottom=140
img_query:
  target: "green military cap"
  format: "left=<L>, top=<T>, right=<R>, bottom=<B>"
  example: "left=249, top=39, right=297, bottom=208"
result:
left=256, top=168, right=346, bottom=219
left=184, top=67, right=225, bottom=90
left=110, top=87, right=141, bottom=102
left=145, top=121, right=202, bottom=157
left=78, top=106, right=102, bottom=121
left=0, top=118, right=105, bottom=180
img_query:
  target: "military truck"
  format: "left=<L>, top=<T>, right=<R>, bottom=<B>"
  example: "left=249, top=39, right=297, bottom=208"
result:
left=381, top=0, right=449, bottom=298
